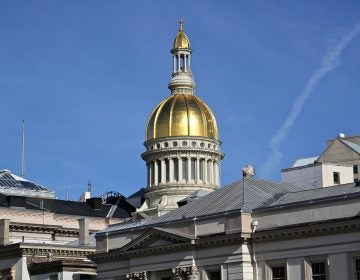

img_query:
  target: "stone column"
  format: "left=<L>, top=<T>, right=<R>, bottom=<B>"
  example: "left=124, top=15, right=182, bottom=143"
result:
left=204, top=158, right=208, bottom=184
left=196, top=158, right=200, bottom=183
left=173, top=55, right=176, bottom=73
left=187, top=157, right=191, bottom=182
left=169, top=158, right=174, bottom=183
left=154, top=161, right=158, bottom=186
left=161, top=159, right=166, bottom=184
left=179, top=157, right=183, bottom=182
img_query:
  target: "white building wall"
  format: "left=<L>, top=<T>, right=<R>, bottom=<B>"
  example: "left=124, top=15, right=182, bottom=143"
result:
left=322, top=163, right=354, bottom=186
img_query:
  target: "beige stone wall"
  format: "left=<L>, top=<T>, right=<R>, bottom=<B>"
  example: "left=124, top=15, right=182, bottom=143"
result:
left=321, top=163, right=353, bottom=186
left=0, top=208, right=124, bottom=244
left=317, top=139, right=360, bottom=181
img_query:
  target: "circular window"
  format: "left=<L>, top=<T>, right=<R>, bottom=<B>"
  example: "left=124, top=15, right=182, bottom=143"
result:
left=182, top=141, right=188, bottom=147
left=208, top=144, right=212, bottom=148
left=164, top=142, right=169, bottom=148
left=156, top=143, right=161, bottom=149
left=173, top=141, right=178, bottom=147
left=200, top=142, right=205, bottom=148
left=191, top=141, right=197, bottom=147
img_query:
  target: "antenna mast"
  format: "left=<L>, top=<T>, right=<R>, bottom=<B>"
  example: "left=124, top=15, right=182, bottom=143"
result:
left=21, top=119, right=25, bottom=178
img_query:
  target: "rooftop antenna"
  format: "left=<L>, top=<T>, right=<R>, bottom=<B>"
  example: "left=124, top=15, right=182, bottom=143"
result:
left=21, top=119, right=25, bottom=178
left=66, top=188, right=69, bottom=200
left=87, top=179, right=92, bottom=193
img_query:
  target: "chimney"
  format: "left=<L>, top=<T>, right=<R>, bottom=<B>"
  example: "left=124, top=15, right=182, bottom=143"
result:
left=78, top=218, right=90, bottom=246
left=0, top=219, right=10, bottom=245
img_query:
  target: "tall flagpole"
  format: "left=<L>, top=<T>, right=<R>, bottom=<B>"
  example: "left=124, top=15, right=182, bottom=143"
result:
left=21, top=119, right=25, bottom=178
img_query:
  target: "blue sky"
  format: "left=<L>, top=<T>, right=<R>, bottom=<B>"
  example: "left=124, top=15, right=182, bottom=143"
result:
left=1, top=1, right=359, bottom=200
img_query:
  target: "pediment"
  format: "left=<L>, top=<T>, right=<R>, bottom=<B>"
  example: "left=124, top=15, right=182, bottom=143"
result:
left=119, top=228, right=193, bottom=252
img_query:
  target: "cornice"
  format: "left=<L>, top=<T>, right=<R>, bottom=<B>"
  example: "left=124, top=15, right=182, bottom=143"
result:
left=91, top=232, right=244, bottom=263
left=254, top=216, right=360, bottom=242
left=0, top=242, right=95, bottom=260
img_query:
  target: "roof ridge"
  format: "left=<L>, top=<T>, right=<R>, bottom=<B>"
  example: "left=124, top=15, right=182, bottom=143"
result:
left=339, top=139, right=360, bottom=155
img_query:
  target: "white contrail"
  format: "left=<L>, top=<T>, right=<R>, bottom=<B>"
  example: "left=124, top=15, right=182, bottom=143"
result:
left=260, top=22, right=360, bottom=178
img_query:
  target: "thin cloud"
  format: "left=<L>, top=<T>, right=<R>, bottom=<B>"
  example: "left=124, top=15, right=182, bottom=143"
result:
left=260, top=22, right=360, bottom=178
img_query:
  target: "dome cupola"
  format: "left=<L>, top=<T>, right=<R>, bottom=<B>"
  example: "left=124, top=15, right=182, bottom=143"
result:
left=138, top=20, right=224, bottom=218
left=172, top=19, right=190, bottom=50
left=146, top=94, right=219, bottom=141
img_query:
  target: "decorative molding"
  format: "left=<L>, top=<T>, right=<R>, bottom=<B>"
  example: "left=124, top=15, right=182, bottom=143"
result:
left=174, top=266, right=199, bottom=280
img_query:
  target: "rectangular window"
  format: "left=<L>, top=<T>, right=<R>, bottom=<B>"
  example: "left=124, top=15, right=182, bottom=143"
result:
left=354, top=165, right=358, bottom=174
left=272, top=266, right=286, bottom=280
left=165, top=159, right=170, bottom=182
left=333, top=172, right=340, bottom=184
left=173, top=158, right=179, bottom=181
left=157, top=161, right=162, bottom=183
left=209, top=271, right=221, bottom=280
left=356, top=259, right=360, bottom=280
left=182, top=158, right=188, bottom=181
left=199, top=159, right=204, bottom=180
left=191, top=158, right=196, bottom=180
left=151, top=162, right=155, bottom=185
left=311, top=262, right=326, bottom=280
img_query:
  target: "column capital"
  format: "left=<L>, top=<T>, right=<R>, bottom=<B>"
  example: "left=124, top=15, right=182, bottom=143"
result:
left=174, top=266, right=199, bottom=280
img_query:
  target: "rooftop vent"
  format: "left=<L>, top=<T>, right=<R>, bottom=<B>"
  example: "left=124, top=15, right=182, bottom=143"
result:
left=338, top=132, right=346, bottom=138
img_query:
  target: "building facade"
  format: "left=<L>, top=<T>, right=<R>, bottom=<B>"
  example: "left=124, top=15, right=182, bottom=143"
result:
left=91, top=23, right=360, bottom=280
left=0, top=171, right=135, bottom=280
left=281, top=133, right=360, bottom=189
left=92, top=177, right=360, bottom=280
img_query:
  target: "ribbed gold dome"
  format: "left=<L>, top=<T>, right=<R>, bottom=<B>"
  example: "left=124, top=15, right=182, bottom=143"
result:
left=172, top=20, right=190, bottom=50
left=146, top=94, right=219, bottom=141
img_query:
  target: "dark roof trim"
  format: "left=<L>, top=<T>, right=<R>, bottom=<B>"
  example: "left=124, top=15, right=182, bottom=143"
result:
left=254, top=191, right=360, bottom=213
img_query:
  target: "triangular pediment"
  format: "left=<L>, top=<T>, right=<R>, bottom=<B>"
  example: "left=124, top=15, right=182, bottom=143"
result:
left=318, top=138, right=360, bottom=162
left=119, top=228, right=194, bottom=252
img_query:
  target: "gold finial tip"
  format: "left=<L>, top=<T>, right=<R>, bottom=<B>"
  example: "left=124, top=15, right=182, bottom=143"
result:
left=179, top=18, right=183, bottom=31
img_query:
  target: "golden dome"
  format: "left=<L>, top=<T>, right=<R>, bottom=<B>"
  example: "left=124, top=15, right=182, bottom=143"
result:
left=172, top=19, right=190, bottom=50
left=146, top=94, right=219, bottom=141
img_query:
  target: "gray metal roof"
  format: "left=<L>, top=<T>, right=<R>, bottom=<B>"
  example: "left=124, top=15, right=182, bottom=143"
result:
left=0, top=170, right=54, bottom=198
left=291, top=156, right=318, bottom=167
left=341, top=139, right=360, bottom=155
left=264, top=182, right=360, bottom=208
left=147, top=178, right=303, bottom=224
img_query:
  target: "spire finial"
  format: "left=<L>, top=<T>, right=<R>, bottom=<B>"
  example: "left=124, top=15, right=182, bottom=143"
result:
left=179, top=18, right=183, bottom=31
